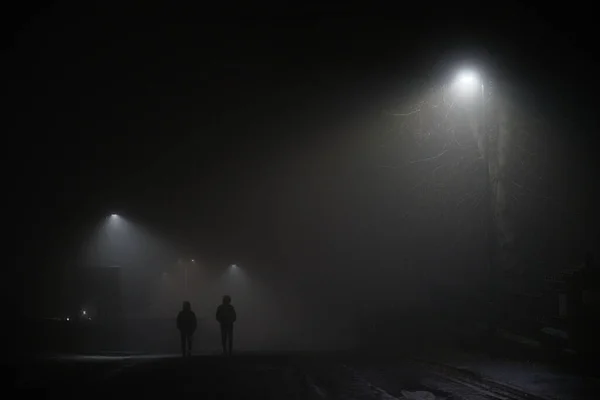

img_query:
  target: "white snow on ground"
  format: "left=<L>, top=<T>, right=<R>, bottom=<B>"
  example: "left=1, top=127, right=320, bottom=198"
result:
left=419, top=376, right=493, bottom=400
left=340, top=367, right=403, bottom=400
left=340, top=364, right=437, bottom=400
left=429, top=350, right=595, bottom=400
left=301, top=360, right=408, bottom=400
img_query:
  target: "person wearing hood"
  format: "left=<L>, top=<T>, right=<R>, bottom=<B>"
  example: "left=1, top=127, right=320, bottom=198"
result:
left=216, top=295, right=236, bottom=355
left=177, top=301, right=197, bottom=357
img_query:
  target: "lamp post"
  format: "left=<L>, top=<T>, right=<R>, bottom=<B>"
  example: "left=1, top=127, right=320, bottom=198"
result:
left=452, top=68, right=496, bottom=334
left=185, top=263, right=188, bottom=294
left=180, top=258, right=195, bottom=296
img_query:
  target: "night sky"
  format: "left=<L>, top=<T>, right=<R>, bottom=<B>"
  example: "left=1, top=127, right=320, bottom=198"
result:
left=7, top=3, right=600, bottom=317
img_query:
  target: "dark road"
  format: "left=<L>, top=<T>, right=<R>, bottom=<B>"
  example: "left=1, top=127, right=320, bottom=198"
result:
left=13, top=352, right=598, bottom=399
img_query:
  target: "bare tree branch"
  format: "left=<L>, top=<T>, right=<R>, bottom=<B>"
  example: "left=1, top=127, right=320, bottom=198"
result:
left=431, top=163, right=445, bottom=176
left=408, top=148, right=449, bottom=164
left=388, top=109, right=422, bottom=117
left=510, top=180, right=524, bottom=189
left=451, top=127, right=473, bottom=148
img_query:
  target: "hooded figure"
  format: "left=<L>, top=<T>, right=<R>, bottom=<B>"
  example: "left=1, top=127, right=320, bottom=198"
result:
left=216, top=295, right=236, bottom=355
left=177, top=301, right=197, bottom=357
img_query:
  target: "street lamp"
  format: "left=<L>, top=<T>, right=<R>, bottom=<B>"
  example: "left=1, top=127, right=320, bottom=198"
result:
left=451, top=68, right=484, bottom=102
left=178, top=258, right=195, bottom=295
left=452, top=67, right=496, bottom=335
left=455, top=69, right=479, bottom=86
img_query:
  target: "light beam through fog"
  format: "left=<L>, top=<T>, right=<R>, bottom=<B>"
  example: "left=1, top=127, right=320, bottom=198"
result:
left=77, top=214, right=180, bottom=319
left=76, top=215, right=306, bottom=352
left=79, top=214, right=177, bottom=270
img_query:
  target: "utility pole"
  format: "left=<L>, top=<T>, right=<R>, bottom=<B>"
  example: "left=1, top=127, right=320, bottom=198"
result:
left=481, top=77, right=498, bottom=337
left=184, top=264, right=188, bottom=295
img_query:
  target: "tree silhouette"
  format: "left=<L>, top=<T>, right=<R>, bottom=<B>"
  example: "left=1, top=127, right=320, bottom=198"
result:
left=380, top=78, right=554, bottom=284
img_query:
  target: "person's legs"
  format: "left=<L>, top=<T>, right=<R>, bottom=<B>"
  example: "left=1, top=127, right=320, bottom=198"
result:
left=180, top=332, right=186, bottom=357
left=187, top=334, right=193, bottom=356
left=227, top=324, right=233, bottom=355
left=220, top=324, right=227, bottom=355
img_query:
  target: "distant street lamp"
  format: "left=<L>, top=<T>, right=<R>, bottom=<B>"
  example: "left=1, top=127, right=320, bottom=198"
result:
left=178, top=258, right=195, bottom=296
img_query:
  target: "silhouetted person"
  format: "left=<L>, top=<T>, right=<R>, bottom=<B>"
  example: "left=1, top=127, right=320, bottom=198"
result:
left=177, top=301, right=197, bottom=357
left=216, top=295, right=236, bottom=355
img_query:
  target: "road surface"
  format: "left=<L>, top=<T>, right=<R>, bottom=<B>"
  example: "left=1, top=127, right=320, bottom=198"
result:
left=12, top=353, right=598, bottom=399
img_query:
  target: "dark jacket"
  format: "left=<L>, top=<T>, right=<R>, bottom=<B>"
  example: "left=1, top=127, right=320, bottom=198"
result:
left=177, top=309, right=197, bottom=334
left=216, top=304, right=236, bottom=325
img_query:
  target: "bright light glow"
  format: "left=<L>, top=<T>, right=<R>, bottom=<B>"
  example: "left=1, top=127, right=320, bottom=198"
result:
left=80, top=212, right=181, bottom=318
left=82, top=310, right=87, bottom=315
left=66, top=317, right=70, bottom=321
left=452, top=69, right=481, bottom=98
left=456, top=70, right=479, bottom=85
left=231, top=264, right=238, bottom=269
left=191, top=259, right=195, bottom=263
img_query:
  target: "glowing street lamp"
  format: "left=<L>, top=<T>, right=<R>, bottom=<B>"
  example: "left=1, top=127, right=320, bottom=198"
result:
left=178, top=258, right=195, bottom=294
left=455, top=69, right=479, bottom=86
left=452, top=66, right=496, bottom=330
left=451, top=68, right=484, bottom=101
left=451, top=67, right=486, bottom=144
